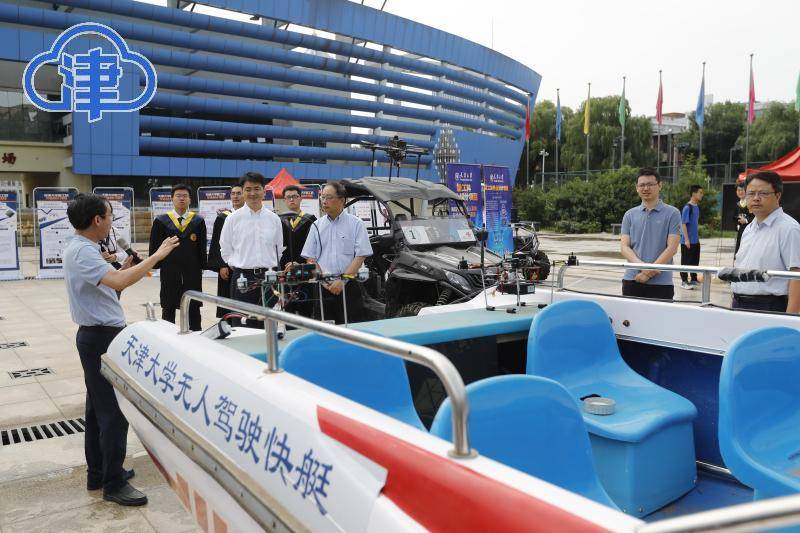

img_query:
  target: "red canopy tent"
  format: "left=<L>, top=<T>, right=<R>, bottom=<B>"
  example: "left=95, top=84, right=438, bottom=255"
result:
left=265, top=168, right=300, bottom=198
left=738, top=147, right=800, bottom=182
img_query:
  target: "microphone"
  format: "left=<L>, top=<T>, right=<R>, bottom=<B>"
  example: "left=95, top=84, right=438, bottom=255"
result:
left=116, top=237, right=143, bottom=264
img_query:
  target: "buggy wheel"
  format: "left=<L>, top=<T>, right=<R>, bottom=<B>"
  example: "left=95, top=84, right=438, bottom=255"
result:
left=395, top=301, right=429, bottom=317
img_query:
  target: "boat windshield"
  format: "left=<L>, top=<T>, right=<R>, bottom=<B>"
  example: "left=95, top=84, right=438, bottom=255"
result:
left=397, top=217, right=476, bottom=246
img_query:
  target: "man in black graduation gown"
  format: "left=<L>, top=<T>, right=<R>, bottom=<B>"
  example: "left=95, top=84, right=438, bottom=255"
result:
left=279, top=185, right=317, bottom=317
left=207, top=184, right=243, bottom=319
left=148, top=184, right=207, bottom=330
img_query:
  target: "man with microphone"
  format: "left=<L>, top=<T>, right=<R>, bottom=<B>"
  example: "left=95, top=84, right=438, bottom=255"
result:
left=64, top=193, right=179, bottom=506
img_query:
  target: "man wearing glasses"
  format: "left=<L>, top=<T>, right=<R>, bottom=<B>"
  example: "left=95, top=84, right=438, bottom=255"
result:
left=301, top=181, right=372, bottom=324
left=731, top=171, right=800, bottom=313
left=620, top=167, right=681, bottom=300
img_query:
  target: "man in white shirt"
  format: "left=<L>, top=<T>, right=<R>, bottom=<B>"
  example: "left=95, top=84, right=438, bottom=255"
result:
left=732, top=171, right=800, bottom=313
left=301, top=181, right=372, bottom=324
left=219, top=172, right=283, bottom=324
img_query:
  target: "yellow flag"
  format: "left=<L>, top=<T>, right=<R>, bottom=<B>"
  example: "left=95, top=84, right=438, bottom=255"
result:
left=583, top=83, right=591, bottom=135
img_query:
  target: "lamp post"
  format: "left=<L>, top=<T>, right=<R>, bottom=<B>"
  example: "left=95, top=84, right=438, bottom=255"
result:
left=539, top=149, right=549, bottom=190
left=728, top=145, right=742, bottom=182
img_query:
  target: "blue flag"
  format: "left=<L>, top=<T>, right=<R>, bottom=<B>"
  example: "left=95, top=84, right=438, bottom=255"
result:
left=695, top=74, right=705, bottom=128
left=555, top=92, right=562, bottom=142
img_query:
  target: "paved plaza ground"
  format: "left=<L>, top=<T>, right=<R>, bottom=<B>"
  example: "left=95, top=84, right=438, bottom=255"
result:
left=0, top=233, right=738, bottom=532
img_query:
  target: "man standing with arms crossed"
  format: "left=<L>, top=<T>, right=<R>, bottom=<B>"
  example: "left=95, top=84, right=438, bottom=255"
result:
left=64, top=193, right=179, bottom=506
left=148, top=184, right=207, bottom=330
left=620, top=168, right=681, bottom=300
left=301, top=181, right=372, bottom=324
left=208, top=184, right=243, bottom=319
left=220, top=172, right=283, bottom=326
left=679, top=184, right=704, bottom=290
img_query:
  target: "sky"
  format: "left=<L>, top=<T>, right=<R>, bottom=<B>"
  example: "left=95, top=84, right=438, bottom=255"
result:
left=377, top=0, right=799, bottom=116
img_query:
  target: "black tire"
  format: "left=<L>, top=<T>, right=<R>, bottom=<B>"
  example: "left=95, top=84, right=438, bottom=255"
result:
left=533, top=250, right=551, bottom=281
left=395, top=301, right=429, bottom=317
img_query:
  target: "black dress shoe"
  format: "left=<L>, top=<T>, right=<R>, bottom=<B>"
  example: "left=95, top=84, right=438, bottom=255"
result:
left=103, top=482, right=148, bottom=506
left=87, top=468, right=135, bottom=491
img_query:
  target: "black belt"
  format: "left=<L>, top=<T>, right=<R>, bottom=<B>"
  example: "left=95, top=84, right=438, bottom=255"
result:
left=733, top=293, right=788, bottom=303
left=78, top=325, right=125, bottom=331
left=234, top=267, right=272, bottom=275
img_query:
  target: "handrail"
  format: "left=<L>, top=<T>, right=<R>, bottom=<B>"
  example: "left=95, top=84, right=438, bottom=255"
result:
left=178, top=290, right=474, bottom=458
left=638, top=492, right=800, bottom=532
left=557, top=260, right=800, bottom=306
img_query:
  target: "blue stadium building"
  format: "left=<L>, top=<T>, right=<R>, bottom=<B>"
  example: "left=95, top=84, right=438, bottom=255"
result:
left=0, top=0, right=540, bottom=203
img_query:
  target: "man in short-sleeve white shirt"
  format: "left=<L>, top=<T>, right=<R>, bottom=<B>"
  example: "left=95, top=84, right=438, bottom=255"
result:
left=732, top=171, right=800, bottom=313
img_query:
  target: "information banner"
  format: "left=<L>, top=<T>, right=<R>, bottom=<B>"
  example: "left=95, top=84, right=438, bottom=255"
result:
left=263, top=188, right=275, bottom=211
left=94, top=187, right=133, bottom=247
left=149, top=187, right=173, bottom=219
left=446, top=163, right=482, bottom=227
left=34, top=187, right=77, bottom=279
left=299, top=185, right=320, bottom=219
left=0, top=190, right=22, bottom=280
left=482, top=165, right=514, bottom=256
left=198, top=187, right=231, bottom=278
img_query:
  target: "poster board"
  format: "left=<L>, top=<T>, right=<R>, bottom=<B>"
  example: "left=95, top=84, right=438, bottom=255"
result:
left=198, top=187, right=232, bottom=278
left=482, top=165, right=514, bottom=256
left=0, top=190, right=22, bottom=280
left=94, top=187, right=133, bottom=250
left=34, top=187, right=77, bottom=279
left=299, top=185, right=320, bottom=219
left=446, top=163, right=482, bottom=228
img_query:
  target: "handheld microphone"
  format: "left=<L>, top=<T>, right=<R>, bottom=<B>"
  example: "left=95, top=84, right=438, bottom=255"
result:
left=116, top=237, right=143, bottom=264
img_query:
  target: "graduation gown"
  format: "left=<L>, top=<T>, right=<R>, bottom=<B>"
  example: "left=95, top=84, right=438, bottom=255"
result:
left=279, top=211, right=317, bottom=268
left=149, top=211, right=207, bottom=310
left=207, top=210, right=233, bottom=317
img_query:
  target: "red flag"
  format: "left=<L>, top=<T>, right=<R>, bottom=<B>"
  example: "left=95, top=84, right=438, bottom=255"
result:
left=656, top=74, right=663, bottom=125
left=747, top=62, right=756, bottom=125
left=524, top=97, right=531, bottom=141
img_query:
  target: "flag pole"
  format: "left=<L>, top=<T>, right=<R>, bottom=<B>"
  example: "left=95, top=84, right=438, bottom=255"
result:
left=525, top=94, right=530, bottom=187
left=585, top=82, right=591, bottom=180
left=699, top=62, right=705, bottom=164
left=744, top=54, right=753, bottom=173
left=555, top=88, right=560, bottom=187
left=620, top=76, right=626, bottom=167
left=657, top=70, right=662, bottom=171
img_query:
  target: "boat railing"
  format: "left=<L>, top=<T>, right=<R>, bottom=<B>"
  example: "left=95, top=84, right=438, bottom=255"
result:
left=556, top=260, right=800, bottom=305
left=639, top=491, right=800, bottom=532
left=178, top=290, right=475, bottom=458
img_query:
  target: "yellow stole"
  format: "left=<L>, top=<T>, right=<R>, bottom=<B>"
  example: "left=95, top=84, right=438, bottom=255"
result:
left=289, top=211, right=305, bottom=230
left=167, top=210, right=195, bottom=232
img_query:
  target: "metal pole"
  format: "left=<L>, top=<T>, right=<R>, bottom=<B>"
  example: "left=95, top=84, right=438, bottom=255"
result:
left=541, top=151, right=547, bottom=190
left=744, top=54, right=753, bottom=173
left=178, top=290, right=474, bottom=458
left=555, top=139, right=559, bottom=187
left=620, top=76, right=626, bottom=167
left=341, top=280, right=349, bottom=327
left=585, top=82, right=591, bottom=181
left=699, top=62, right=705, bottom=164
left=526, top=137, right=530, bottom=188
left=585, top=133, right=590, bottom=181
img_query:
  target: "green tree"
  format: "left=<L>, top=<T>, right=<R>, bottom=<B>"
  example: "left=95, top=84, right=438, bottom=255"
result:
left=679, top=101, right=746, bottom=173
left=560, top=96, right=654, bottom=173
left=516, top=100, right=575, bottom=186
left=738, top=101, right=800, bottom=163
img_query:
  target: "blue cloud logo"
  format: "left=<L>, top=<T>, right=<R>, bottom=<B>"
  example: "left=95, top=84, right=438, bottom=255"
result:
left=23, top=23, right=157, bottom=123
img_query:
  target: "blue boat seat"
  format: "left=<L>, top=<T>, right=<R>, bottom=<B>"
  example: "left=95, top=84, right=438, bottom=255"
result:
left=719, top=326, right=800, bottom=500
left=281, top=333, right=426, bottom=430
left=526, top=300, right=697, bottom=516
left=430, top=375, right=617, bottom=509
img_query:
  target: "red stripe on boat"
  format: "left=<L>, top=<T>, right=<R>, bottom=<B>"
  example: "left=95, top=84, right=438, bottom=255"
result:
left=318, top=406, right=606, bottom=533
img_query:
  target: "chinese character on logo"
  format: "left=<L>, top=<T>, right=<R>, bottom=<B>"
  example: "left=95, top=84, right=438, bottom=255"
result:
left=1, top=153, right=16, bottom=165
left=23, top=23, right=157, bottom=123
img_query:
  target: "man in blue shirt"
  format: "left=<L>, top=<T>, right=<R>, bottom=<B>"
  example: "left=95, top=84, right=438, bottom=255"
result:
left=301, top=181, right=372, bottom=323
left=64, top=193, right=178, bottom=506
left=620, top=168, right=681, bottom=300
left=679, top=185, right=704, bottom=290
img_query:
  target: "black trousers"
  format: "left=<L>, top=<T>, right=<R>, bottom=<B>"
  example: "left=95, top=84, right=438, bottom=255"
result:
left=732, top=294, right=788, bottom=313
left=76, top=325, right=128, bottom=490
left=680, top=243, right=701, bottom=282
left=162, top=304, right=201, bottom=331
left=230, top=268, right=274, bottom=328
left=316, top=281, right=365, bottom=324
left=622, top=280, right=674, bottom=300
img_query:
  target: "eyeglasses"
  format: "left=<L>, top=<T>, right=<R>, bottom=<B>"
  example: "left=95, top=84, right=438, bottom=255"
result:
left=637, top=182, right=659, bottom=189
left=745, top=191, right=776, bottom=199
left=320, top=195, right=340, bottom=201
left=284, top=194, right=300, bottom=200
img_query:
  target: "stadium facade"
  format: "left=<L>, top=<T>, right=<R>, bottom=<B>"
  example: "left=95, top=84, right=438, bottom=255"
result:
left=0, top=0, right=540, bottom=204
